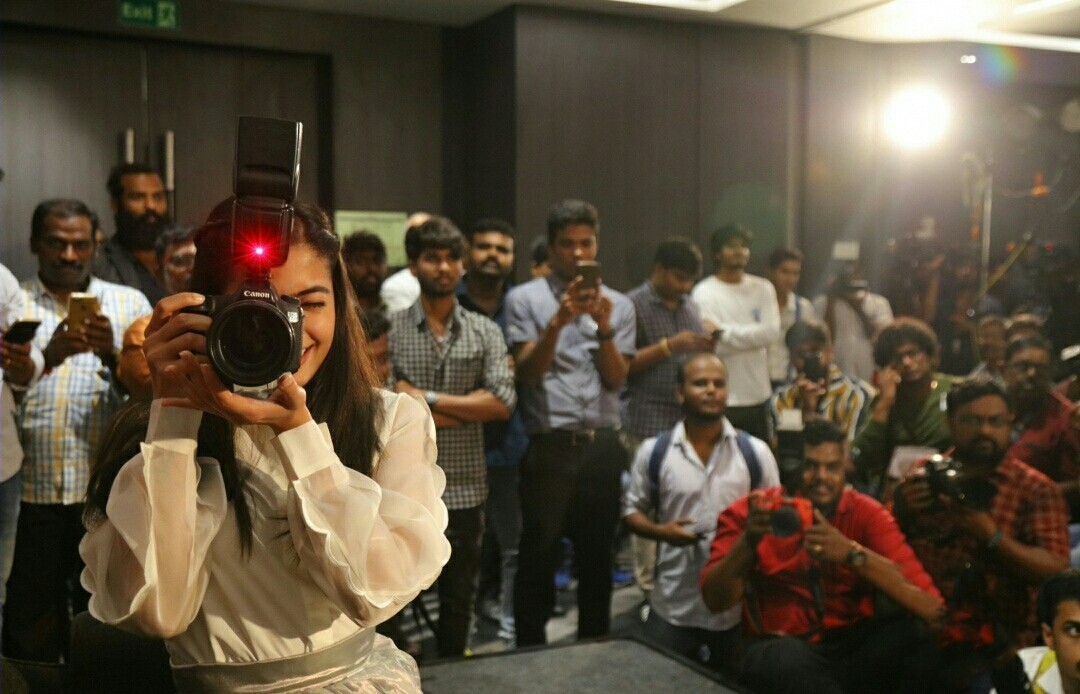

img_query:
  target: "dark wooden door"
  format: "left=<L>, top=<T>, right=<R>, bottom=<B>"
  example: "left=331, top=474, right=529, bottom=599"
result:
left=0, top=29, right=146, bottom=279
left=145, top=43, right=324, bottom=226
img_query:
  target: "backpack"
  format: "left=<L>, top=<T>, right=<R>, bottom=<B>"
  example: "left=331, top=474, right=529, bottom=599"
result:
left=646, top=427, right=764, bottom=511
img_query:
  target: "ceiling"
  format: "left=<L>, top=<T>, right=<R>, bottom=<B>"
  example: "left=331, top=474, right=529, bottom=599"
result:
left=225, top=0, right=1080, bottom=50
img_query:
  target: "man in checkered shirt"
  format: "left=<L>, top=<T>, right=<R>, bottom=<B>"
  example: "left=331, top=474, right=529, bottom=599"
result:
left=389, top=216, right=515, bottom=658
left=894, top=378, right=1069, bottom=683
left=4, top=199, right=150, bottom=661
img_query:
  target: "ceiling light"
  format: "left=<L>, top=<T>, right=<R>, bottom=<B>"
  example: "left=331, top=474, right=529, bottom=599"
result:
left=960, top=54, right=978, bottom=63
left=883, top=86, right=951, bottom=150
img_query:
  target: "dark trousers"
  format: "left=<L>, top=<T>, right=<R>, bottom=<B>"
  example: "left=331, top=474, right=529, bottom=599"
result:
left=740, top=616, right=935, bottom=694
left=725, top=403, right=771, bottom=442
left=514, top=429, right=627, bottom=647
left=436, top=504, right=485, bottom=657
left=478, top=465, right=521, bottom=632
left=2, top=502, right=90, bottom=662
left=643, top=610, right=740, bottom=672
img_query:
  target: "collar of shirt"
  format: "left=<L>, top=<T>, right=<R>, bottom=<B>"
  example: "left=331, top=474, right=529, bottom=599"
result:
left=28, top=273, right=103, bottom=309
left=545, top=273, right=567, bottom=298
left=455, top=279, right=511, bottom=322
left=670, top=418, right=738, bottom=469
left=642, top=281, right=686, bottom=310
left=406, top=299, right=463, bottom=337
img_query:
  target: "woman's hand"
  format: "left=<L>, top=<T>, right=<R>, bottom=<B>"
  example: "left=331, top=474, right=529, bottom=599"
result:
left=144, top=293, right=212, bottom=401
left=146, top=293, right=313, bottom=434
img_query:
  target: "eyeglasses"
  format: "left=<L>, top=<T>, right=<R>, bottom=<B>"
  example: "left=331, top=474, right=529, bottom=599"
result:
left=955, top=414, right=1011, bottom=429
left=166, top=252, right=196, bottom=268
left=41, top=237, right=93, bottom=253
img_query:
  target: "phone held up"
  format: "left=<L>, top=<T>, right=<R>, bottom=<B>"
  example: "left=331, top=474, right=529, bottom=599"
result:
left=2, top=320, right=42, bottom=345
left=66, top=293, right=100, bottom=328
left=576, top=261, right=601, bottom=291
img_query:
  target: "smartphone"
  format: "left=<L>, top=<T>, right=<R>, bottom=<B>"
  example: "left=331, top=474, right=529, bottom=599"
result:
left=576, top=261, right=601, bottom=290
left=67, top=293, right=101, bottom=327
left=2, top=319, right=42, bottom=345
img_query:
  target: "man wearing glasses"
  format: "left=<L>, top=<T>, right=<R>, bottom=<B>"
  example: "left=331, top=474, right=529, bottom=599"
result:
left=893, top=379, right=1068, bottom=687
left=852, top=317, right=956, bottom=496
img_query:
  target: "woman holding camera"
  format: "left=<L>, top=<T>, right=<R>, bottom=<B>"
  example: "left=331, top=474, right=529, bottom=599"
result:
left=80, top=202, right=450, bottom=692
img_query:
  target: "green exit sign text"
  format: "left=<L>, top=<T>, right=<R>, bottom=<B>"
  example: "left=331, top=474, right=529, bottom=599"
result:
left=118, top=1, right=179, bottom=30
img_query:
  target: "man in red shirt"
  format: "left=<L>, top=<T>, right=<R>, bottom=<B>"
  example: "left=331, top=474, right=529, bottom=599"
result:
left=1002, top=334, right=1080, bottom=518
left=894, top=378, right=1069, bottom=687
left=700, top=419, right=943, bottom=693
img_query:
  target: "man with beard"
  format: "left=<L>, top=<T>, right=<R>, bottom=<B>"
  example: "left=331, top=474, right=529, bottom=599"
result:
left=1002, top=335, right=1080, bottom=518
left=624, top=353, right=778, bottom=670
left=700, top=419, right=943, bottom=693
left=455, top=218, right=529, bottom=643
left=894, top=379, right=1068, bottom=685
left=389, top=216, right=516, bottom=657
left=3, top=200, right=149, bottom=660
left=92, top=163, right=169, bottom=305
left=342, top=230, right=388, bottom=314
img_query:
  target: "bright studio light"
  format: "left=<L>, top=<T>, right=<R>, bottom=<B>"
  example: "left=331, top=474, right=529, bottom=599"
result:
left=883, top=86, right=951, bottom=150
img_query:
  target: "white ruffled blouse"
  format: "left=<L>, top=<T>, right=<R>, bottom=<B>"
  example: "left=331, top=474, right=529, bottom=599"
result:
left=80, top=391, right=450, bottom=675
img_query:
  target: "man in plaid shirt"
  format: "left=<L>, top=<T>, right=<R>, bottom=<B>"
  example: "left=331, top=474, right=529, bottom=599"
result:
left=389, top=216, right=515, bottom=657
left=4, top=199, right=150, bottom=661
left=894, top=378, right=1069, bottom=682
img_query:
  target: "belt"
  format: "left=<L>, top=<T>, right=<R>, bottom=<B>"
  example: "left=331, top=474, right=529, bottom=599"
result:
left=171, top=627, right=375, bottom=693
left=534, top=427, right=615, bottom=447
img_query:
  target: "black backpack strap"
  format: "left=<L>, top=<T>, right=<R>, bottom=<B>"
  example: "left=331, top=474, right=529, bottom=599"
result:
left=735, top=429, right=763, bottom=490
left=647, top=430, right=674, bottom=513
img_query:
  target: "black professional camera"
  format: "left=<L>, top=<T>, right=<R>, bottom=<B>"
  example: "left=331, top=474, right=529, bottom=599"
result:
left=924, top=454, right=997, bottom=512
left=184, top=117, right=305, bottom=393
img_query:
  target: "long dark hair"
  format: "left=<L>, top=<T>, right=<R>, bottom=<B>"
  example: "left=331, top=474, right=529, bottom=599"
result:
left=85, top=201, right=383, bottom=554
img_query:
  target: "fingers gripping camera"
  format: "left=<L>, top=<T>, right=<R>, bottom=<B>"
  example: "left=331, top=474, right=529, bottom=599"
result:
left=760, top=489, right=815, bottom=538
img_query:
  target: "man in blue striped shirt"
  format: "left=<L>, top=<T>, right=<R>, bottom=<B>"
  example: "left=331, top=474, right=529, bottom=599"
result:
left=3, top=200, right=150, bottom=661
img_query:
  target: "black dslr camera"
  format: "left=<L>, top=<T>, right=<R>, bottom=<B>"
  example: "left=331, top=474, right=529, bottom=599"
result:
left=925, top=454, right=997, bottom=512
left=184, top=117, right=305, bottom=394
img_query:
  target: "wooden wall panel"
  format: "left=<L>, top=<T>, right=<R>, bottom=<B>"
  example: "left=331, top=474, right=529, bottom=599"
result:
left=514, top=8, right=701, bottom=290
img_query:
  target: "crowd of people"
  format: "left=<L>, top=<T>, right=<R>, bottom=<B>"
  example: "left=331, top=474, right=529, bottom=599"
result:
left=1, top=164, right=1079, bottom=693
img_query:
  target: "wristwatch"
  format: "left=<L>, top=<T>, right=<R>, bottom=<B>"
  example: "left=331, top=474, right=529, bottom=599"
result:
left=845, top=542, right=868, bottom=568
left=424, top=390, right=440, bottom=408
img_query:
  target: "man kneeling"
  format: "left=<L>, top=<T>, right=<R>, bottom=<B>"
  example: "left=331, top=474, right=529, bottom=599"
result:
left=699, top=419, right=944, bottom=694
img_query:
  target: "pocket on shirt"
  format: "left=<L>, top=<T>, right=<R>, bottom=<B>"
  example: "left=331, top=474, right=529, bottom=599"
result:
left=443, top=355, right=484, bottom=392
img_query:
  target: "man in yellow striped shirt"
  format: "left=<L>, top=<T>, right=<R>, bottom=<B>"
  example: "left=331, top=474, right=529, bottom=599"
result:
left=768, top=319, right=875, bottom=443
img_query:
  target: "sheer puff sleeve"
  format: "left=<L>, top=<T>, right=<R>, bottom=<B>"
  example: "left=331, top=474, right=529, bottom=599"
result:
left=276, top=391, right=450, bottom=627
left=80, top=401, right=228, bottom=638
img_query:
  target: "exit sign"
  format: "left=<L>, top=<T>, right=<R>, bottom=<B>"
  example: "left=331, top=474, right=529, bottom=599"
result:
left=118, top=1, right=179, bottom=30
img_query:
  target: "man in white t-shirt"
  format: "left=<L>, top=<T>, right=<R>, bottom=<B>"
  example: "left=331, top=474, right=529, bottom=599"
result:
left=691, top=224, right=779, bottom=441
left=379, top=212, right=431, bottom=314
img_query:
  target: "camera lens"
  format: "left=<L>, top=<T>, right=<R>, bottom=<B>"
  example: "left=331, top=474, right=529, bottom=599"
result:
left=208, top=300, right=294, bottom=387
left=770, top=507, right=802, bottom=538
